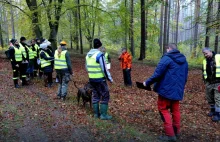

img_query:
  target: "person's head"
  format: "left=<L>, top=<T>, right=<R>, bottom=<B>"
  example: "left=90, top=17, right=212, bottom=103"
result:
left=165, top=43, right=177, bottom=53
left=60, top=41, right=67, bottom=46
left=101, top=47, right=106, bottom=53
left=202, top=47, right=213, bottom=59
left=20, top=36, right=26, bottom=43
left=121, top=47, right=127, bottom=54
left=93, top=38, right=102, bottom=49
left=10, top=38, right=18, bottom=46
left=40, top=43, right=48, bottom=50
left=36, top=38, right=41, bottom=44
left=31, top=39, right=36, bottom=45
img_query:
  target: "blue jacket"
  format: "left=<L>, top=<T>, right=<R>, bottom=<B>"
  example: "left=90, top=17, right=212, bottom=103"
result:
left=145, top=49, right=188, bottom=100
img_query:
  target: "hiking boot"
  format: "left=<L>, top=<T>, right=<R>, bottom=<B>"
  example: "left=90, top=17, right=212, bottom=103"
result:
left=15, top=84, right=20, bottom=88
left=212, top=112, right=220, bottom=122
left=158, top=135, right=177, bottom=142
left=93, top=103, right=100, bottom=118
left=100, top=104, right=112, bottom=120
left=208, top=105, right=215, bottom=117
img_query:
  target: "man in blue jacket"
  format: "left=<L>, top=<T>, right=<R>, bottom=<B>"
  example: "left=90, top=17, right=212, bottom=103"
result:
left=143, top=43, right=188, bottom=141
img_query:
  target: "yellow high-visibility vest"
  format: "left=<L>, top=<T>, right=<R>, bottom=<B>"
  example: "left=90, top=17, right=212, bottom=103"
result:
left=13, top=46, right=22, bottom=62
left=40, top=50, right=51, bottom=68
left=54, top=50, right=68, bottom=69
left=203, top=54, right=220, bottom=79
left=86, top=51, right=104, bottom=79
left=19, top=43, right=27, bottom=59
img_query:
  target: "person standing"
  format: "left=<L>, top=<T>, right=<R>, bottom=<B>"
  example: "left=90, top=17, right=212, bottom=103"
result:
left=36, top=38, right=43, bottom=78
left=31, top=39, right=40, bottom=77
left=143, top=43, right=188, bottom=141
left=54, top=41, right=73, bottom=100
left=8, top=39, right=24, bottom=88
left=118, top=48, right=132, bottom=86
left=86, top=38, right=113, bottom=120
left=19, top=37, right=29, bottom=85
left=202, top=47, right=220, bottom=122
left=39, top=42, right=54, bottom=87
left=101, top=47, right=111, bottom=70
left=26, top=39, right=36, bottom=79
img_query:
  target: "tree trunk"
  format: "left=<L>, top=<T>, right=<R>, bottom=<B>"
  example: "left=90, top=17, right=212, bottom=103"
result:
left=175, top=0, right=180, bottom=45
left=10, top=0, right=15, bottom=38
left=163, top=0, right=168, bottom=54
left=139, top=0, right=146, bottom=60
left=159, top=3, right=164, bottom=53
left=78, top=0, right=83, bottom=54
left=124, top=0, right=128, bottom=48
left=69, top=12, right=73, bottom=49
left=130, top=0, right=134, bottom=56
left=214, top=1, right=220, bottom=53
left=0, top=5, right=4, bottom=48
left=205, top=0, right=213, bottom=47
left=73, top=0, right=79, bottom=50
left=166, top=0, right=171, bottom=44
left=193, top=0, right=201, bottom=58
left=3, top=5, right=9, bottom=44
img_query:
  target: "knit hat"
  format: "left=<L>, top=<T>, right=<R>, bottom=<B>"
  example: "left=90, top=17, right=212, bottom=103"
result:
left=20, top=36, right=26, bottom=41
left=10, top=38, right=17, bottom=45
left=93, top=38, right=102, bottom=49
left=40, top=43, right=48, bottom=49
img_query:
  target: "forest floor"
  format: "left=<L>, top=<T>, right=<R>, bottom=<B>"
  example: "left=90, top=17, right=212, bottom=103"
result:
left=0, top=51, right=219, bottom=142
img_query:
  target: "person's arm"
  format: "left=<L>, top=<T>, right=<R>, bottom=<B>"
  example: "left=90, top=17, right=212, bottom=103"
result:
left=40, top=52, right=54, bottom=61
left=65, top=52, right=73, bottom=74
left=9, top=47, right=16, bottom=65
left=145, top=57, right=170, bottom=86
left=127, top=54, right=132, bottom=69
left=98, top=54, right=113, bottom=82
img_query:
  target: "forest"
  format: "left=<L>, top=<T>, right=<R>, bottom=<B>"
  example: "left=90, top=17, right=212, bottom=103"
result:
left=0, top=0, right=220, bottom=141
left=0, top=0, right=218, bottom=63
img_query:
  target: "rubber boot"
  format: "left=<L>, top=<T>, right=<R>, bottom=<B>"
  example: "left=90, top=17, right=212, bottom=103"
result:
left=212, top=112, right=220, bottom=122
left=100, top=104, right=112, bottom=120
left=93, top=103, right=100, bottom=118
left=208, top=105, right=215, bottom=117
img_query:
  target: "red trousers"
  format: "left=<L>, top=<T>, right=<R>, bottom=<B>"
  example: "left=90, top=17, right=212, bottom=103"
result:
left=157, top=96, right=180, bottom=136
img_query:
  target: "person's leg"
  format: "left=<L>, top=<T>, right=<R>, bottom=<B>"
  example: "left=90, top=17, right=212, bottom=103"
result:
left=61, top=73, right=70, bottom=99
left=158, top=96, right=175, bottom=137
left=123, top=69, right=127, bottom=86
left=57, top=73, right=62, bottom=98
left=126, top=69, right=132, bottom=86
left=171, top=100, right=181, bottom=137
left=43, top=72, right=48, bottom=87
left=212, top=84, right=220, bottom=121
left=100, top=81, right=112, bottom=120
left=90, top=82, right=101, bottom=118
left=205, top=83, right=216, bottom=116
left=20, top=63, right=28, bottom=86
left=12, top=63, right=19, bottom=88
left=48, top=72, right=53, bottom=87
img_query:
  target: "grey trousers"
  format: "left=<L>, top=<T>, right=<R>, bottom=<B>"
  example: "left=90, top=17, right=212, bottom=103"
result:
left=205, top=82, right=220, bottom=112
left=57, top=73, right=70, bottom=97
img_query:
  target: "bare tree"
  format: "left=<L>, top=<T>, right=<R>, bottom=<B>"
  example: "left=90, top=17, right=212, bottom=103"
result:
left=159, top=3, right=164, bottom=53
left=78, top=0, right=83, bottom=54
left=205, top=0, right=213, bottom=47
left=175, top=0, right=180, bottom=45
left=214, top=0, right=220, bottom=53
left=10, top=0, right=15, bottom=38
left=163, top=0, right=168, bottom=54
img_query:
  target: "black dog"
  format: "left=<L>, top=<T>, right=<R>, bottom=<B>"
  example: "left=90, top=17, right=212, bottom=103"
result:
left=74, top=81, right=93, bottom=108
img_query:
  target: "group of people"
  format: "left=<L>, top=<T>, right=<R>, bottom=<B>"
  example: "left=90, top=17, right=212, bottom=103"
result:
left=7, top=36, right=218, bottom=141
left=8, top=37, right=72, bottom=100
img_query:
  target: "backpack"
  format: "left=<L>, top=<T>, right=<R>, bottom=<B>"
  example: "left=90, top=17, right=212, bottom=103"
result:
left=5, top=49, right=10, bottom=59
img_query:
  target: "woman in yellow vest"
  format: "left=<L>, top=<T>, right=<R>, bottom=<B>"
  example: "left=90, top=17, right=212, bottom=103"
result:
left=54, top=41, right=73, bottom=100
left=39, top=42, right=54, bottom=87
left=26, top=39, right=36, bottom=79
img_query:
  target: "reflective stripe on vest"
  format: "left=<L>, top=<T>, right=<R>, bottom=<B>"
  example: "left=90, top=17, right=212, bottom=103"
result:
left=104, top=52, right=109, bottom=64
left=13, top=46, right=22, bottom=62
left=40, top=51, right=51, bottom=68
left=19, top=43, right=27, bottom=58
left=28, top=47, right=35, bottom=59
left=203, top=54, right=220, bottom=79
left=86, top=51, right=104, bottom=79
left=33, top=44, right=39, bottom=57
left=54, top=50, right=68, bottom=69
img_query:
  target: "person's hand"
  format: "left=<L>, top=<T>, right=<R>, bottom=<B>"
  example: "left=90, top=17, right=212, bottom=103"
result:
left=143, top=82, right=146, bottom=86
left=15, top=64, right=19, bottom=67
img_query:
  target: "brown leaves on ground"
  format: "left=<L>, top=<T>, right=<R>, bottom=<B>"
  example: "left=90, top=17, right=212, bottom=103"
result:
left=0, top=53, right=219, bottom=141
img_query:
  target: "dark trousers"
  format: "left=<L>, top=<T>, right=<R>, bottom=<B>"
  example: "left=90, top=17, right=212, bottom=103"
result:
left=123, top=69, right=132, bottom=86
left=20, top=63, right=28, bottom=79
left=90, top=81, right=110, bottom=104
left=44, top=72, right=53, bottom=86
left=158, top=96, right=180, bottom=136
left=11, top=62, right=22, bottom=86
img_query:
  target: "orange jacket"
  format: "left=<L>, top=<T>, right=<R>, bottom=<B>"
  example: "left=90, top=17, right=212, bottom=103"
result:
left=119, top=52, right=132, bottom=69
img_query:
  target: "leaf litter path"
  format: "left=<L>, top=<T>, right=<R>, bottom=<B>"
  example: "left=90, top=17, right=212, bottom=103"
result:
left=0, top=53, right=219, bottom=142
